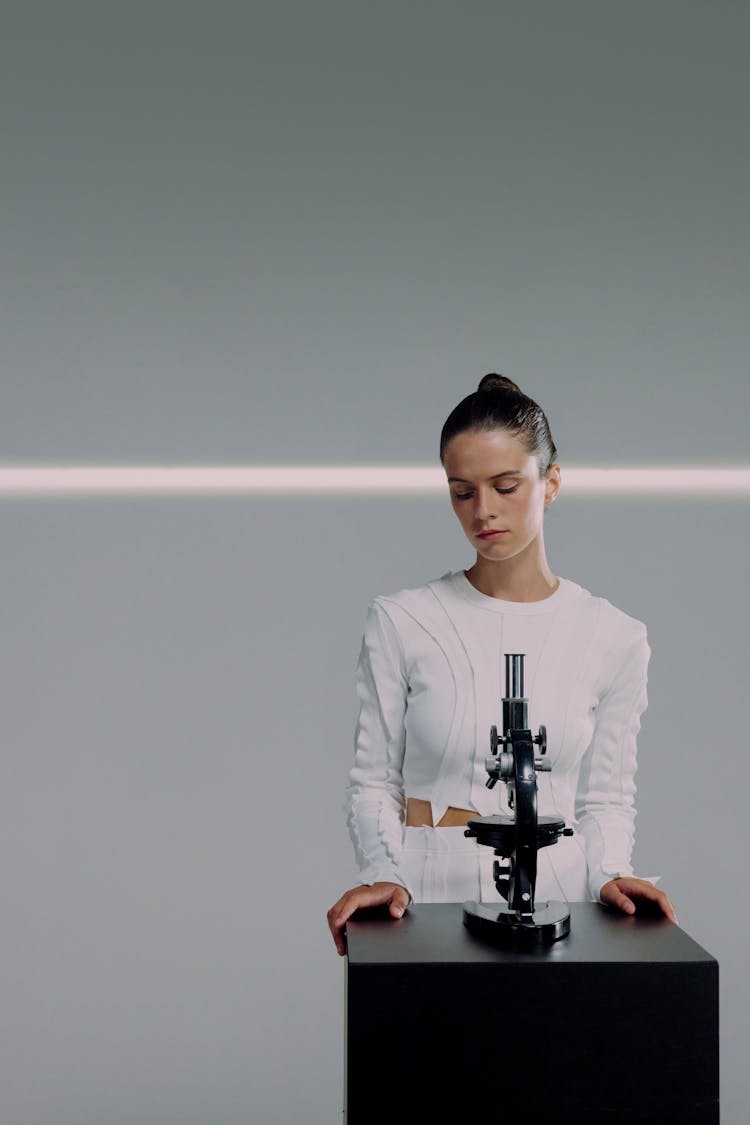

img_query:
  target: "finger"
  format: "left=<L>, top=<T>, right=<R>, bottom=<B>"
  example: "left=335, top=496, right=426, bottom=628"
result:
left=664, top=899, right=679, bottom=924
left=327, top=885, right=405, bottom=955
left=327, top=892, right=364, bottom=955
left=611, top=891, right=637, bottom=915
left=388, top=885, right=411, bottom=918
left=637, top=888, right=677, bottom=923
left=640, top=891, right=678, bottom=923
left=327, top=907, right=348, bottom=956
left=600, top=882, right=636, bottom=914
left=619, top=882, right=678, bottom=923
left=327, top=893, right=358, bottom=955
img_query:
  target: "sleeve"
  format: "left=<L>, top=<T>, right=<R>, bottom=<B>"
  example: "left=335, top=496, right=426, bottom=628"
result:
left=344, top=598, right=412, bottom=895
left=574, top=621, right=654, bottom=903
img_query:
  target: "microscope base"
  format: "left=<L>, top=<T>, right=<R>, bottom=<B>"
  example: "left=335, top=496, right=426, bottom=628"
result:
left=463, top=899, right=570, bottom=945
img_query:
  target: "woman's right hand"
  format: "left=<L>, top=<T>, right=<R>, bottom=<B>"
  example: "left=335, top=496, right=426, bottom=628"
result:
left=327, top=882, right=411, bottom=956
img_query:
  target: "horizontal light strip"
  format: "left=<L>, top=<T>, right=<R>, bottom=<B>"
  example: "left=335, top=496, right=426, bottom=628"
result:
left=0, top=466, right=748, bottom=496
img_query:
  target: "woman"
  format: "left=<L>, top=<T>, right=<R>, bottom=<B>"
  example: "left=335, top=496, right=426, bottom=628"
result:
left=328, top=374, right=676, bottom=955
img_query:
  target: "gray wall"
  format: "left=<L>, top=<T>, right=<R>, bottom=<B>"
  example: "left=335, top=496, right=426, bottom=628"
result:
left=1, top=3, right=747, bottom=1122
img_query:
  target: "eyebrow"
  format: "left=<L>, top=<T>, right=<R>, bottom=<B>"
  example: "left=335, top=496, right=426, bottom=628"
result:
left=447, top=471, right=523, bottom=483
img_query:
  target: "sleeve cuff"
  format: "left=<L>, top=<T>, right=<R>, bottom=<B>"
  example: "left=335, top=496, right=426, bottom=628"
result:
left=355, top=864, right=413, bottom=899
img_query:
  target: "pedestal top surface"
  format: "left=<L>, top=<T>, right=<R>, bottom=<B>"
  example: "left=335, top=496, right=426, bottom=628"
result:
left=346, top=902, right=715, bottom=966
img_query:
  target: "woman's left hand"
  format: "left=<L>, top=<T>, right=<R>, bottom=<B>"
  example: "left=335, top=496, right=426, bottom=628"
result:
left=600, top=877, right=678, bottom=923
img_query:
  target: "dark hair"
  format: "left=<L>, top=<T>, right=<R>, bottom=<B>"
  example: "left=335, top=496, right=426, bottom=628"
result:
left=439, top=373, right=558, bottom=476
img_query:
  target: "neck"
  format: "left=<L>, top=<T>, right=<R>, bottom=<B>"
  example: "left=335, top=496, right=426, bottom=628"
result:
left=466, top=550, right=559, bottom=603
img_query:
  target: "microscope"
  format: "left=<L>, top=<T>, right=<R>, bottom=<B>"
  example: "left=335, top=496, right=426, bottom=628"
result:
left=463, top=654, right=572, bottom=945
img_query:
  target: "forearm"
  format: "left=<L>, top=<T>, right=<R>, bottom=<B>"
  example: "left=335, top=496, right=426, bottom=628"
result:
left=345, top=785, right=410, bottom=890
left=575, top=621, right=650, bottom=903
left=346, top=598, right=411, bottom=892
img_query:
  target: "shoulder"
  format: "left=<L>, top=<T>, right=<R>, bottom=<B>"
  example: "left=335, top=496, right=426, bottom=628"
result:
left=369, top=571, right=460, bottom=628
left=567, top=583, right=650, bottom=696
left=374, top=570, right=452, bottom=607
left=569, top=581, right=647, bottom=644
left=358, top=573, right=464, bottom=657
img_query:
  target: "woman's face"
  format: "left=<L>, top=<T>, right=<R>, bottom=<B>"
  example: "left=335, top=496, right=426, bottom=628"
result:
left=443, top=428, right=560, bottom=563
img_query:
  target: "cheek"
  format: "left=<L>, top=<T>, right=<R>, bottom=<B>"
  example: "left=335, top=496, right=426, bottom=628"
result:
left=457, top=508, right=478, bottom=538
left=531, top=502, right=547, bottom=529
left=513, top=501, right=543, bottom=534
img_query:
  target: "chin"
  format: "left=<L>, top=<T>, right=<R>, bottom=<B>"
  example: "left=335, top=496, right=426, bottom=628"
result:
left=475, top=542, right=513, bottom=561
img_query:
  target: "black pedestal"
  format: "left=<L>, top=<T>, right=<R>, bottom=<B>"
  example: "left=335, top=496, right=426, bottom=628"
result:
left=345, top=902, right=718, bottom=1124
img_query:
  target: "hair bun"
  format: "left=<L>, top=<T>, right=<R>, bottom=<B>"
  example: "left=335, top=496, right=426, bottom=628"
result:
left=477, top=372, right=523, bottom=395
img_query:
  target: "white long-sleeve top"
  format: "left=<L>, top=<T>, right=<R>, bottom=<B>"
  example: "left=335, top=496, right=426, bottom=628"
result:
left=345, top=570, right=651, bottom=903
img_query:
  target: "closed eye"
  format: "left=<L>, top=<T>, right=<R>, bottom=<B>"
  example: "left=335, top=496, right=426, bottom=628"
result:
left=454, top=486, right=518, bottom=500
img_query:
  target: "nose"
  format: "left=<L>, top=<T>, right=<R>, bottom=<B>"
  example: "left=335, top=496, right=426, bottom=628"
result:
left=473, top=486, right=498, bottom=522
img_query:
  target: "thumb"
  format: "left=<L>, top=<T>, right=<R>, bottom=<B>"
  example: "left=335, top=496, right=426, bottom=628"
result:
left=612, top=890, right=636, bottom=915
left=601, top=878, right=637, bottom=915
left=389, top=887, right=410, bottom=918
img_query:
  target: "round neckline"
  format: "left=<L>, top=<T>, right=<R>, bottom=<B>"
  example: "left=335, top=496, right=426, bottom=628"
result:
left=448, top=570, right=575, bottom=614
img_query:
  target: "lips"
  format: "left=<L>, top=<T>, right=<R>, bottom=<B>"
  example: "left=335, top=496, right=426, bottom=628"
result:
left=476, top=530, right=508, bottom=539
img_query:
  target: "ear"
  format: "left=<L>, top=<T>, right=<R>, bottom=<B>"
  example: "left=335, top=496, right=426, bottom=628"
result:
left=543, top=464, right=561, bottom=508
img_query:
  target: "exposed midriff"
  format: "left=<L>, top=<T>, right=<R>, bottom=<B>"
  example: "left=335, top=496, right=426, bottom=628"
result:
left=406, top=798, right=477, bottom=828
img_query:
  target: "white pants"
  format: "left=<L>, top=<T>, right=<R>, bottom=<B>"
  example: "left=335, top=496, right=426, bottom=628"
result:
left=401, top=826, right=591, bottom=904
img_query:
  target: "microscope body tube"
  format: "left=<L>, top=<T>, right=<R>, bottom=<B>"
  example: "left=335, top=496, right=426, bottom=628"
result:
left=502, top=652, right=528, bottom=737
